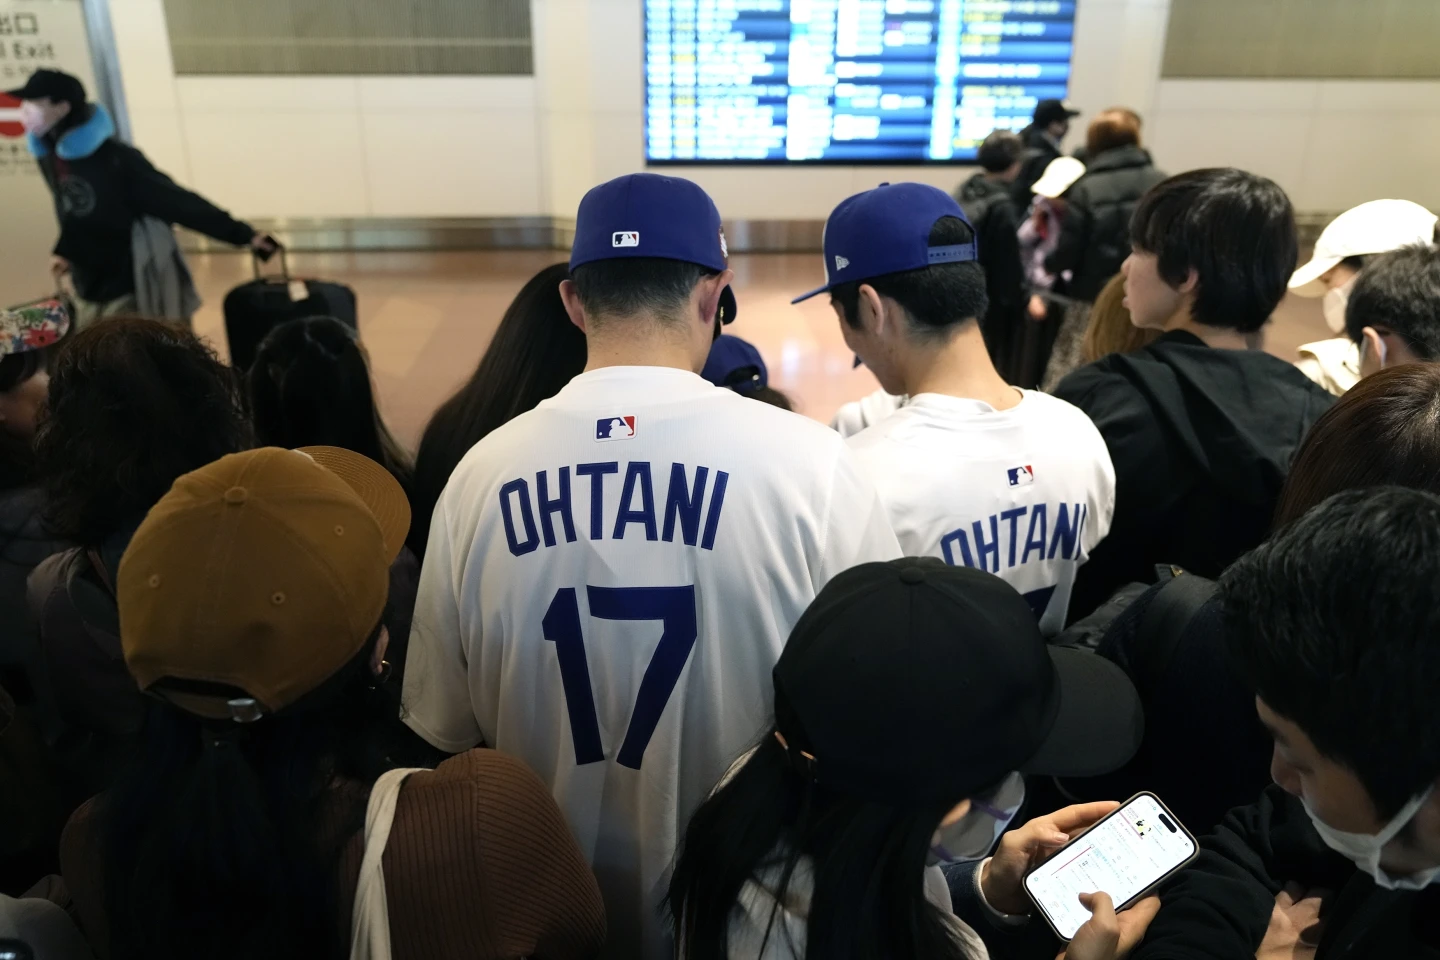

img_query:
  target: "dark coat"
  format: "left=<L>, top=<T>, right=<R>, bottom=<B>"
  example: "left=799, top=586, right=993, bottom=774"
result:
left=0, top=487, right=66, bottom=678
left=27, top=527, right=143, bottom=798
left=1011, top=125, right=1063, bottom=207
left=1053, top=331, right=1334, bottom=621
left=0, top=486, right=68, bottom=749
left=1059, top=584, right=1271, bottom=836
left=1044, top=145, right=1167, bottom=303
left=1133, top=786, right=1440, bottom=959
left=32, top=104, right=254, bottom=302
left=27, top=529, right=422, bottom=797
left=957, top=173, right=1025, bottom=382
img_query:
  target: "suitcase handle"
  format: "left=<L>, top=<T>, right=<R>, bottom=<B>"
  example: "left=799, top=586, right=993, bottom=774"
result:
left=251, top=244, right=290, bottom=282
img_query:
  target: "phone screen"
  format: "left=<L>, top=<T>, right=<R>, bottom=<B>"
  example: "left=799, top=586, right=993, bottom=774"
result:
left=1023, top=793, right=1196, bottom=940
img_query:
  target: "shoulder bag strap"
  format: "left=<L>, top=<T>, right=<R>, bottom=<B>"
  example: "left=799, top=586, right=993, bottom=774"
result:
left=85, top=548, right=116, bottom=598
left=1132, top=570, right=1218, bottom=695
left=349, top=767, right=429, bottom=960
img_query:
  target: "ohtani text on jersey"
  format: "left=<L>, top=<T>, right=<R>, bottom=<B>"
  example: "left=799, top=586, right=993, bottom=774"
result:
left=940, top=502, right=1089, bottom=572
left=498, top=461, right=729, bottom=557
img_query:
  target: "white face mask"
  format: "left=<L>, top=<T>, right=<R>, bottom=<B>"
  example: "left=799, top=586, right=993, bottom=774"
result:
left=1322, top=275, right=1356, bottom=335
left=19, top=100, right=60, bottom=137
left=1303, top=787, right=1440, bottom=891
left=928, top=772, right=1025, bottom=866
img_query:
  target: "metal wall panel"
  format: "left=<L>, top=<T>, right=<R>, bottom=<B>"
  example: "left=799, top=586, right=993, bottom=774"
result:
left=162, top=0, right=532, bottom=75
left=1163, top=0, right=1440, bottom=79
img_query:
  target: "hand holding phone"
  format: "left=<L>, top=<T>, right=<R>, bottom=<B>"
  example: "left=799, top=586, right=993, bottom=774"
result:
left=982, top=800, right=1122, bottom=916
left=1024, top=793, right=1196, bottom=942
left=1061, top=891, right=1161, bottom=960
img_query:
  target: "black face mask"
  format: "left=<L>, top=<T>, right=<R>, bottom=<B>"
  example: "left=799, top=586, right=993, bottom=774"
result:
left=712, top=310, right=723, bottom=343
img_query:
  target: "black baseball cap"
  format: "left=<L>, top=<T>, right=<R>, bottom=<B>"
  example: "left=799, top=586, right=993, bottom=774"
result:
left=772, top=559, right=1143, bottom=808
left=1033, top=98, right=1080, bottom=127
left=7, top=69, right=85, bottom=105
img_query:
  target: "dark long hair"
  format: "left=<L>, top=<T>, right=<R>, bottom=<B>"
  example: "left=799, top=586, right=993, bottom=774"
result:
left=35, top=319, right=252, bottom=546
left=100, top=632, right=407, bottom=960
left=666, top=733, right=975, bottom=960
left=1275, top=363, right=1440, bottom=528
left=408, top=262, right=584, bottom=556
left=249, top=316, right=413, bottom=494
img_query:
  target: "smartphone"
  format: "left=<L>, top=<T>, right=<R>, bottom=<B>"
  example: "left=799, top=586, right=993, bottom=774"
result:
left=1023, top=792, right=1197, bottom=941
left=0, top=940, right=33, bottom=960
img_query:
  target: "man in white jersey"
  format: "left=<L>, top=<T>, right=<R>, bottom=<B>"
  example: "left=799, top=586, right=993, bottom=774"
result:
left=794, top=182, right=1114, bottom=636
left=403, top=172, right=900, bottom=958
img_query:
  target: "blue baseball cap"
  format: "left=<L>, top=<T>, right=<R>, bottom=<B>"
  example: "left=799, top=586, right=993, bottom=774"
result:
left=570, top=173, right=737, bottom=323
left=702, top=334, right=768, bottom=394
left=792, top=182, right=978, bottom=304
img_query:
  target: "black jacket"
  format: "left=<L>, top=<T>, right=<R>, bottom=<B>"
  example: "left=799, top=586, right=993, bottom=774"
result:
left=957, top=173, right=1025, bottom=379
left=1133, top=786, right=1440, bottom=959
left=33, top=104, right=254, bottom=302
left=1059, top=584, right=1271, bottom=836
left=1053, top=331, right=1334, bottom=620
left=1011, top=125, right=1062, bottom=207
left=0, top=486, right=67, bottom=727
left=1044, top=145, right=1166, bottom=302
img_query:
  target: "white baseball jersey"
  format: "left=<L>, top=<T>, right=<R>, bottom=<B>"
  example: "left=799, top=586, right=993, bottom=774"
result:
left=847, top=390, right=1114, bottom=635
left=403, top=366, right=900, bottom=960
left=831, top=388, right=907, bottom=438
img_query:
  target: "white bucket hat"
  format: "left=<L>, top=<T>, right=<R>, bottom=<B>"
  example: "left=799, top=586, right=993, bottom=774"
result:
left=1289, top=199, right=1438, bottom=297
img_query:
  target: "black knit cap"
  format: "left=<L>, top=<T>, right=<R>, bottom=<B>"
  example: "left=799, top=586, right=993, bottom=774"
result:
left=772, top=558, right=1142, bottom=808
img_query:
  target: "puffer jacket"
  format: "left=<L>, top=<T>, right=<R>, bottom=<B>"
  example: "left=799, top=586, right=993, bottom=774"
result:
left=1045, top=145, right=1166, bottom=302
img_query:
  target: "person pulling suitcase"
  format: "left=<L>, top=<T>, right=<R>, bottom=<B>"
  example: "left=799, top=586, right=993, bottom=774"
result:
left=11, top=69, right=276, bottom=329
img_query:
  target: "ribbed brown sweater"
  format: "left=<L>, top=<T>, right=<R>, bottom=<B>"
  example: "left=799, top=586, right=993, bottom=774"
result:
left=59, top=749, right=607, bottom=959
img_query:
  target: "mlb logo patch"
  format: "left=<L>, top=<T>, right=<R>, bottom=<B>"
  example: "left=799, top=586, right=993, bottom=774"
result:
left=612, top=231, right=640, bottom=248
left=1007, top=465, right=1035, bottom=486
left=595, top=416, right=637, bottom=441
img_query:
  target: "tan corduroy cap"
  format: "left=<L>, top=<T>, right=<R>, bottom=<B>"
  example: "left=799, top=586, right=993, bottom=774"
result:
left=118, top=446, right=410, bottom=721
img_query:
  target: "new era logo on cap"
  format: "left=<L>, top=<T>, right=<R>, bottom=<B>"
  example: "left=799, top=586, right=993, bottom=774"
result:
left=793, top=182, right=979, bottom=304
left=595, top=416, right=637, bottom=442
left=1007, top=465, right=1035, bottom=486
left=612, top=231, right=640, bottom=248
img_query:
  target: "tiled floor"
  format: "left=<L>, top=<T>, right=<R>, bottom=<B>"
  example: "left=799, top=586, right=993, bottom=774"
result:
left=186, top=249, right=1333, bottom=449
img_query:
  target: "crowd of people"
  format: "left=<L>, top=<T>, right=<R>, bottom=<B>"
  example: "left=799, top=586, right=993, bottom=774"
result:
left=0, top=82, right=1435, bottom=960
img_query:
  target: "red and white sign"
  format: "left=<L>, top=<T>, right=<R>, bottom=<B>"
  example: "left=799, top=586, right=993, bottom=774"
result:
left=0, top=93, right=23, bottom=139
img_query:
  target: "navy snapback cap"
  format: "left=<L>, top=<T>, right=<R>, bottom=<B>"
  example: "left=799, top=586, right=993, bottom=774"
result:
left=702, top=334, right=767, bottom=394
left=792, top=182, right=978, bottom=304
left=570, top=173, right=736, bottom=324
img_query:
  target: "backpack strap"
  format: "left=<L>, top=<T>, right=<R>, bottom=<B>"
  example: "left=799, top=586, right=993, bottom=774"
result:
left=1131, top=569, right=1217, bottom=695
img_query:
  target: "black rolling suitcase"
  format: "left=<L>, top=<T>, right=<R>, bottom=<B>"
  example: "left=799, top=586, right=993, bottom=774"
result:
left=223, top=248, right=357, bottom=371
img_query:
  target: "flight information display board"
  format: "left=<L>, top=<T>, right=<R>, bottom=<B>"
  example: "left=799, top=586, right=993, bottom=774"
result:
left=645, top=0, right=1076, bottom=164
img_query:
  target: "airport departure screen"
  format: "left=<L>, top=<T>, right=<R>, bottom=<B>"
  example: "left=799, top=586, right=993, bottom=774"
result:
left=644, top=0, right=1077, bottom=164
